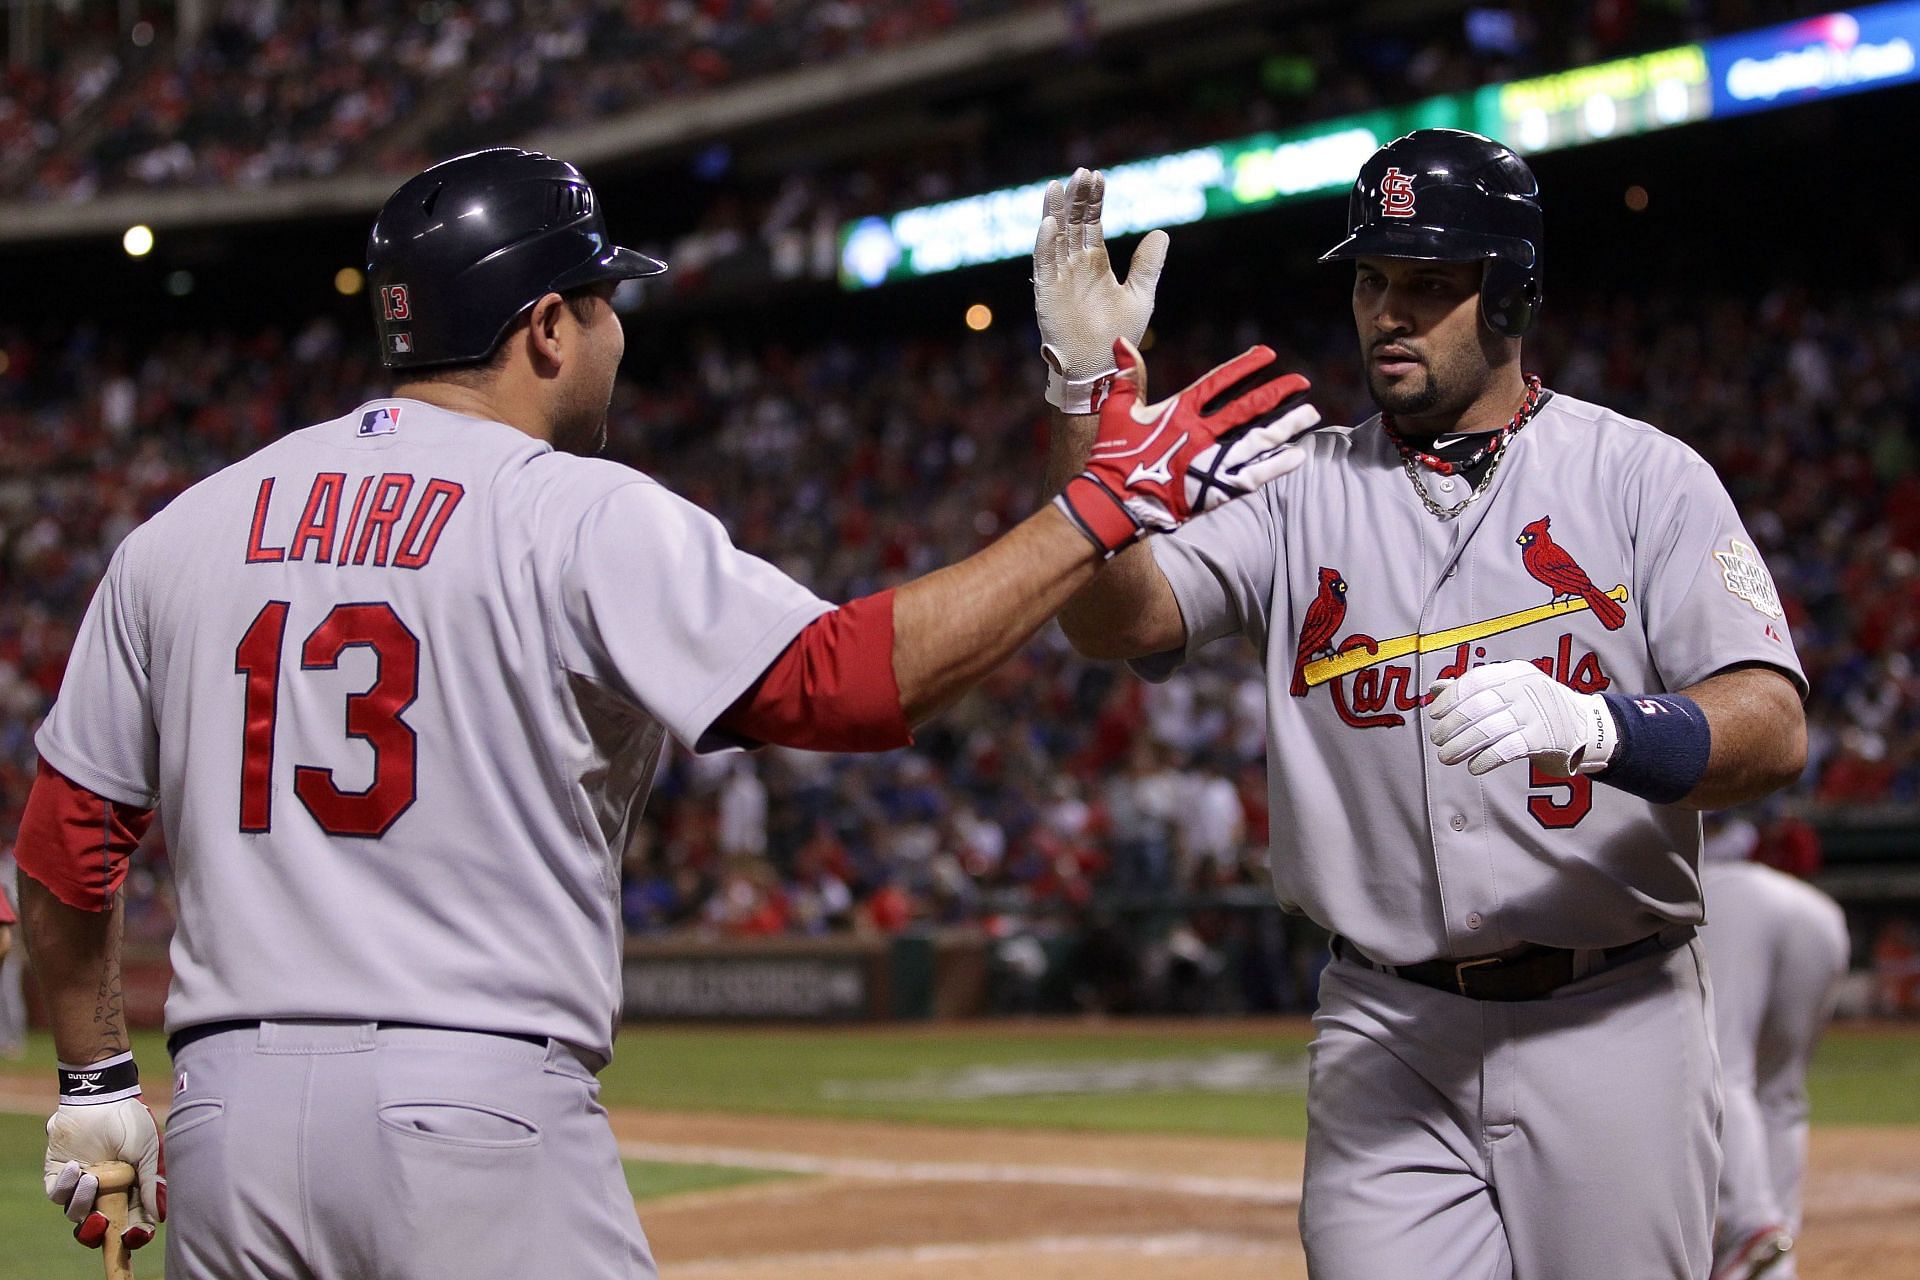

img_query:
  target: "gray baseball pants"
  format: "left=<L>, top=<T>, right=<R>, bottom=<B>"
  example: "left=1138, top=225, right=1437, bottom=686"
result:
left=1700, top=862, right=1849, bottom=1279
left=1300, top=937, right=1721, bottom=1280
left=164, top=1020, right=658, bottom=1280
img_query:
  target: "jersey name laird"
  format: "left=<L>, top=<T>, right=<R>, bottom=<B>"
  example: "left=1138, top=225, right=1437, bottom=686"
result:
left=244, top=470, right=466, bottom=570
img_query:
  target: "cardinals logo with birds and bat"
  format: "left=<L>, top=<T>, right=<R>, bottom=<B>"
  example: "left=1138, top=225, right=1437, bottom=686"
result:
left=1290, top=516, right=1627, bottom=730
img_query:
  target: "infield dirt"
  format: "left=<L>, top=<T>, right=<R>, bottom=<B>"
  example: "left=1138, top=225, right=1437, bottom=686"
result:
left=615, top=1108, right=1920, bottom=1280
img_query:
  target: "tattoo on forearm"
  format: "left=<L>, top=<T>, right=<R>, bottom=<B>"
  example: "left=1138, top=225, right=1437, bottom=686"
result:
left=91, top=896, right=129, bottom=1056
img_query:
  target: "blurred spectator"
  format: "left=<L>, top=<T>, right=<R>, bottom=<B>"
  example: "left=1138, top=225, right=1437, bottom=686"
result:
left=4, top=0, right=1844, bottom=207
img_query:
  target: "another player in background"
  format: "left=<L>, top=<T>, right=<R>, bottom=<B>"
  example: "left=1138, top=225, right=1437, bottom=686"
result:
left=0, top=847, right=21, bottom=1059
left=0, top=865, right=15, bottom=1015
left=1699, top=816, right=1850, bottom=1280
left=1035, top=131, right=1808, bottom=1278
left=15, top=147, right=1321, bottom=1279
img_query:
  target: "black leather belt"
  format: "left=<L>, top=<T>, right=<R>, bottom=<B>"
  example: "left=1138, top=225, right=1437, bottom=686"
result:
left=167, top=1020, right=546, bottom=1058
left=1342, top=927, right=1693, bottom=1002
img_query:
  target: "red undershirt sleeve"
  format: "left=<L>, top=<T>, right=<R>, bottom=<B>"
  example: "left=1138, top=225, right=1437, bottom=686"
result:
left=14, top=757, right=156, bottom=913
left=714, top=589, right=913, bottom=753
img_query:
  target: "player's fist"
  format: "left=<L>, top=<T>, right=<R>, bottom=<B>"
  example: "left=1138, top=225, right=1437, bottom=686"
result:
left=1427, top=660, right=1619, bottom=777
left=1032, top=167, right=1169, bottom=413
left=45, top=1060, right=165, bottom=1252
left=1054, top=339, right=1320, bottom=556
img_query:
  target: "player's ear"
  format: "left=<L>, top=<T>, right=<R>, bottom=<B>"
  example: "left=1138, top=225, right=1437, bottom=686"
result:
left=526, top=292, right=569, bottom=371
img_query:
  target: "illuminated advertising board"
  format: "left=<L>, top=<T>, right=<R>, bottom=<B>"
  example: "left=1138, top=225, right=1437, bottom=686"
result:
left=1710, top=3, right=1920, bottom=115
left=838, top=3, right=1920, bottom=289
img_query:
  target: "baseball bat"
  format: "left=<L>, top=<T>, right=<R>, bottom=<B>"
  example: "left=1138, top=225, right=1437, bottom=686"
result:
left=85, top=1160, right=138, bottom=1280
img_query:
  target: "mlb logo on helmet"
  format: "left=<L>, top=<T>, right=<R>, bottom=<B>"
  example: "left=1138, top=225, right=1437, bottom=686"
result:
left=1380, top=167, right=1417, bottom=218
left=389, top=333, right=413, bottom=355
left=358, top=406, right=402, bottom=437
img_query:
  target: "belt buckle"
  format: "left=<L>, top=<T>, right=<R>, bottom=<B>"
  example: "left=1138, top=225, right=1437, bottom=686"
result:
left=1453, top=955, right=1503, bottom=996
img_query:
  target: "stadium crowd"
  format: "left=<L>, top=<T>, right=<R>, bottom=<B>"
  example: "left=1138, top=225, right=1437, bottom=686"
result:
left=1, top=264, right=1916, bottom=1006
left=4, top=0, right=1048, bottom=201
left=3, top=0, right=1839, bottom=202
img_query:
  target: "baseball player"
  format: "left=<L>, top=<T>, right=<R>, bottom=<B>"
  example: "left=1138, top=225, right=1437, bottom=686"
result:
left=0, top=870, right=14, bottom=978
left=1035, top=130, right=1808, bottom=1278
left=15, top=147, right=1322, bottom=1279
left=1, top=847, right=29, bottom=1058
left=1699, top=839, right=1850, bottom=1280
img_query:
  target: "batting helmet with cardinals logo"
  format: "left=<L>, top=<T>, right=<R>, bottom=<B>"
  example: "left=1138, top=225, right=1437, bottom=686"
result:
left=366, top=147, right=668, bottom=369
left=1320, top=129, right=1544, bottom=338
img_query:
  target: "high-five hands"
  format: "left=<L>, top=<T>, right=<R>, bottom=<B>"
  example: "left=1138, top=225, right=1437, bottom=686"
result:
left=1054, top=338, right=1320, bottom=557
left=1033, top=168, right=1168, bottom=413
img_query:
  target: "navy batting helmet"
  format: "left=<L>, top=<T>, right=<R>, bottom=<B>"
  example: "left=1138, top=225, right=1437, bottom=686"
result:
left=1320, top=129, right=1543, bottom=338
left=366, top=148, right=667, bottom=370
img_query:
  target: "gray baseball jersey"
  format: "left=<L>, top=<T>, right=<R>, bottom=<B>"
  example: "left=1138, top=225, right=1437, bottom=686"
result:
left=37, top=399, right=829, bottom=1061
left=1139, top=391, right=1806, bottom=963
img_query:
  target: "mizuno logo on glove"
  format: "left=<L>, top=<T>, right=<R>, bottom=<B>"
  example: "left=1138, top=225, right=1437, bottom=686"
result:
left=1055, top=337, right=1323, bottom=557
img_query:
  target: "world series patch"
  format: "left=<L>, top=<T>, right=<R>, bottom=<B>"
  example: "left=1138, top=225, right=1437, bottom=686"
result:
left=1714, top=538, right=1783, bottom=618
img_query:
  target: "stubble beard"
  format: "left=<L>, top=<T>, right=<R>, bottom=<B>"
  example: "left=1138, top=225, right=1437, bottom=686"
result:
left=1367, top=365, right=1445, bottom=418
left=1366, top=342, right=1497, bottom=432
left=550, top=373, right=614, bottom=456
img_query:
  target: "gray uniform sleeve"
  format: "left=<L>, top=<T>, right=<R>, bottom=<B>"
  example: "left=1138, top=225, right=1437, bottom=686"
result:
left=554, top=480, right=833, bottom=751
left=1634, top=453, right=1807, bottom=698
left=1128, top=490, right=1279, bottom=683
left=35, top=540, right=161, bottom=807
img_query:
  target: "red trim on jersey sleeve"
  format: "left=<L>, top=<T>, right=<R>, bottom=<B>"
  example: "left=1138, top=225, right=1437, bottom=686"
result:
left=14, top=758, right=155, bottom=913
left=0, top=887, right=14, bottom=925
left=716, top=590, right=913, bottom=753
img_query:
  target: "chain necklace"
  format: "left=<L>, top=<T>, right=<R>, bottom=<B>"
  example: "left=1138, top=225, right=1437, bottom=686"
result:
left=1381, top=376, right=1545, bottom=520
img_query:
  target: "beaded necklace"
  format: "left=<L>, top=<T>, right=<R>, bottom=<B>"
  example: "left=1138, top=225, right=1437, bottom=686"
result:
left=1380, top=375, right=1545, bottom=519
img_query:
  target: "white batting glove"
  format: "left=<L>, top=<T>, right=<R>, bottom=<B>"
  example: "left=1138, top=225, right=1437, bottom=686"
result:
left=45, top=1055, right=165, bottom=1252
left=1427, top=661, right=1619, bottom=778
left=1032, top=167, right=1169, bottom=414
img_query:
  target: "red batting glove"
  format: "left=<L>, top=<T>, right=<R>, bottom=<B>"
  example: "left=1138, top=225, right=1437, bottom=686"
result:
left=1054, top=338, right=1319, bottom=557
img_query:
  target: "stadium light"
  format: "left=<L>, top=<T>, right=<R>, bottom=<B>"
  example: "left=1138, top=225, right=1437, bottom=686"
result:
left=123, top=225, right=154, bottom=258
left=335, top=267, right=366, bottom=297
left=964, top=304, right=993, bottom=332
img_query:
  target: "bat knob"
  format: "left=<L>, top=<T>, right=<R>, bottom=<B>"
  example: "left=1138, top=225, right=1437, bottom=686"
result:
left=86, top=1161, right=138, bottom=1194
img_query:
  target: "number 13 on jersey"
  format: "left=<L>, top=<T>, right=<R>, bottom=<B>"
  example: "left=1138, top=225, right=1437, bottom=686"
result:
left=235, top=601, right=421, bottom=837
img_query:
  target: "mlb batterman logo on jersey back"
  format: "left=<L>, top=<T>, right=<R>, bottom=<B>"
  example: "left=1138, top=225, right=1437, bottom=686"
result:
left=1380, top=167, right=1417, bottom=217
left=358, top=406, right=402, bottom=437
left=1714, top=539, right=1785, bottom=618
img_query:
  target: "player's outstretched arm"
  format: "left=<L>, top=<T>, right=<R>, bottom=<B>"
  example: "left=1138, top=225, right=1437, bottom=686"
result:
left=1425, top=661, right=1805, bottom=809
left=893, top=339, right=1318, bottom=723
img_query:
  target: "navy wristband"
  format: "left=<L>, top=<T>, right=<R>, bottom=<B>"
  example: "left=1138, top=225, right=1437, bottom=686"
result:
left=1596, top=693, right=1711, bottom=805
left=57, top=1049, right=141, bottom=1106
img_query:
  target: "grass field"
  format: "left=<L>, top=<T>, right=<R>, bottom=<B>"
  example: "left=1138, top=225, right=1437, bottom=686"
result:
left=0, top=1109, right=788, bottom=1280
left=0, top=1020, right=1915, bottom=1279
